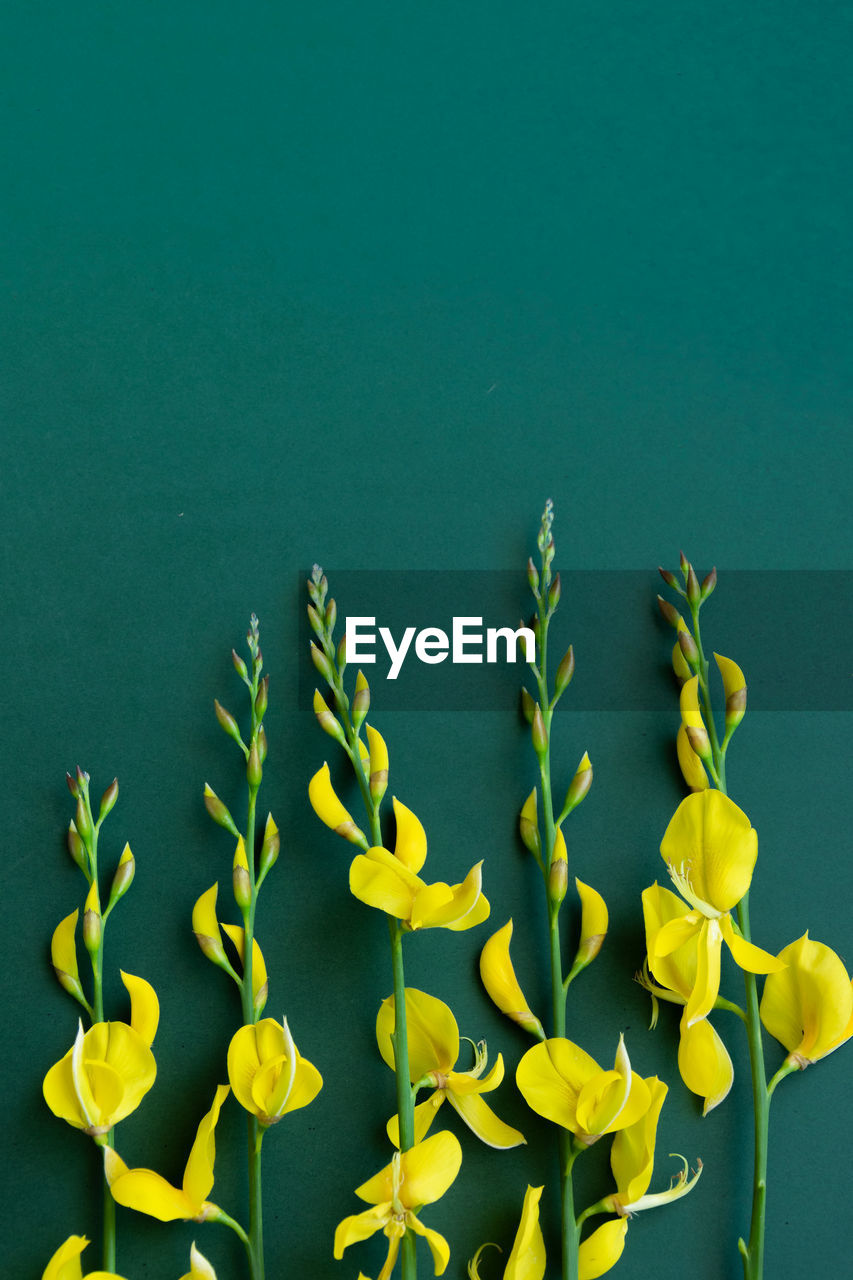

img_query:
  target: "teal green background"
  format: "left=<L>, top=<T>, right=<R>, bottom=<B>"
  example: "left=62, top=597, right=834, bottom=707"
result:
left=2, top=2, right=851, bottom=1277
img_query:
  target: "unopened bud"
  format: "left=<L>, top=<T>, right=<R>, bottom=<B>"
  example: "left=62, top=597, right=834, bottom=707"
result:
left=98, top=778, right=118, bottom=821
left=520, top=686, right=536, bottom=724
left=657, top=595, right=681, bottom=629
left=548, top=572, right=561, bottom=610
left=548, top=855, right=568, bottom=907
left=701, top=567, right=717, bottom=599
left=352, top=670, right=370, bottom=729
left=214, top=700, right=243, bottom=746
left=686, top=564, right=701, bottom=606
left=555, top=645, right=575, bottom=694
left=336, top=634, right=347, bottom=671
left=672, top=639, right=692, bottom=682
left=726, top=685, right=747, bottom=728
left=310, top=642, right=333, bottom=682
left=325, top=598, right=337, bottom=631
left=255, top=676, right=269, bottom=721
left=257, top=725, right=268, bottom=763
left=530, top=614, right=541, bottom=645
left=659, top=567, right=679, bottom=590
left=366, top=725, right=389, bottom=802
left=203, top=784, right=241, bottom=837
left=232, top=648, right=249, bottom=680
left=66, top=771, right=81, bottom=799
left=679, top=550, right=689, bottom=574
left=573, top=878, right=609, bottom=968
left=685, top=724, right=712, bottom=761
left=83, top=884, right=101, bottom=954
left=714, top=653, right=747, bottom=730
left=75, top=796, right=93, bottom=844
left=307, top=604, right=324, bottom=639
left=233, top=837, right=252, bottom=911
left=247, top=741, right=262, bottom=790
left=527, top=557, right=540, bottom=595
left=259, top=814, right=280, bottom=878
left=314, top=689, right=346, bottom=743
left=531, top=704, right=548, bottom=759
left=519, top=789, right=541, bottom=858
left=107, top=844, right=135, bottom=907
left=677, top=629, right=699, bottom=667
left=564, top=751, right=592, bottom=813
left=67, top=820, right=87, bottom=872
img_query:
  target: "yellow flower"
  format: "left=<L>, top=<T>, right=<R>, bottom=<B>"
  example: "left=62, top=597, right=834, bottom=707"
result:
left=179, top=1243, right=217, bottom=1280
left=334, top=1130, right=463, bottom=1279
left=468, top=1185, right=545, bottom=1280
left=676, top=723, right=708, bottom=792
left=43, top=972, right=159, bottom=1139
left=641, top=883, right=734, bottom=1114
left=760, top=933, right=853, bottom=1067
left=653, top=791, right=783, bottom=1026
left=574, top=879, right=609, bottom=967
left=42, top=1235, right=127, bottom=1280
left=479, top=921, right=544, bottom=1038
left=604, top=1076, right=701, bottom=1215
left=308, top=762, right=366, bottom=845
left=105, top=1085, right=230, bottom=1222
left=349, top=798, right=489, bottom=931
left=577, top=1220, right=627, bottom=1280
left=376, top=988, right=524, bottom=1149
left=227, top=1017, right=323, bottom=1126
left=516, top=1035, right=650, bottom=1146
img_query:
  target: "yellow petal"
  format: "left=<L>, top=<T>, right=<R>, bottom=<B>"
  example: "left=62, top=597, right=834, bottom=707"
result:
left=419, top=862, right=488, bottom=931
left=652, top=910, right=703, bottom=960
left=182, top=1084, right=230, bottom=1212
left=678, top=1016, right=734, bottom=1114
left=233, top=835, right=249, bottom=871
left=51, top=910, right=80, bottom=982
left=308, top=763, right=364, bottom=842
left=760, top=933, right=853, bottom=1062
left=220, top=925, right=268, bottom=1005
left=375, top=988, right=459, bottom=1080
left=393, top=797, right=428, bottom=873
left=683, top=918, right=723, bottom=1027
left=714, top=652, right=746, bottom=700
left=350, top=849, right=417, bottom=919
left=578, top=1220, right=627, bottom=1280
left=227, top=1023, right=263, bottom=1116
left=678, top=675, right=704, bottom=730
left=408, top=1216, right=451, bottom=1275
left=642, top=884, right=697, bottom=1001
left=366, top=724, right=389, bottom=778
left=398, top=1130, right=463, bottom=1207
left=574, top=1038, right=650, bottom=1138
left=334, top=1206, right=391, bottom=1258
left=504, top=1185, right=546, bottom=1280
left=719, top=916, right=787, bottom=976
left=672, top=636, right=692, bottom=682
left=192, top=884, right=223, bottom=948
left=610, top=1076, right=667, bottom=1205
left=42, top=1234, right=87, bottom=1280
left=106, top=1157, right=192, bottom=1222
left=575, top=879, right=608, bottom=964
left=120, top=971, right=160, bottom=1048
left=183, top=1242, right=218, bottom=1280
left=660, top=790, right=758, bottom=913
left=516, top=1038, right=600, bottom=1133
left=446, top=1090, right=526, bottom=1149
left=480, top=921, right=543, bottom=1037
left=676, top=723, right=709, bottom=792
left=386, top=1094, right=445, bottom=1147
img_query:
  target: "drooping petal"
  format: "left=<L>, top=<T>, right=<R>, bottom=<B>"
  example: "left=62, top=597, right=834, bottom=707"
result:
left=375, top=989, right=459, bottom=1079
left=120, top=971, right=160, bottom=1048
left=683, top=919, right=723, bottom=1027
left=105, top=1149, right=192, bottom=1222
left=333, top=1205, right=391, bottom=1258
left=480, top=920, right=544, bottom=1037
left=415, top=862, right=487, bottom=931
left=676, top=723, right=708, bottom=792
left=192, top=885, right=222, bottom=946
left=577, top=1219, right=627, bottom=1280
left=760, top=933, right=853, bottom=1062
left=714, top=653, right=746, bottom=701
left=677, top=1017, right=734, bottom=1114
left=575, top=880, right=609, bottom=965
left=660, top=790, right=757, bottom=914
left=350, top=847, right=419, bottom=919
left=392, top=797, right=428, bottom=872
left=445, top=1090, right=526, bottom=1148
left=409, top=1215, right=451, bottom=1275
left=504, top=1185, right=546, bottom=1280
left=719, top=916, right=787, bottom=977
left=182, top=1084, right=230, bottom=1211
left=308, top=762, right=364, bottom=842
left=397, top=1130, right=463, bottom=1208
left=516, top=1038, right=600, bottom=1133
left=610, top=1076, right=667, bottom=1206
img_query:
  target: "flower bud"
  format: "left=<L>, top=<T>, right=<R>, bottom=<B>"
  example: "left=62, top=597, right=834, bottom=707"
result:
left=701, top=567, right=717, bottom=599
left=366, top=725, right=389, bottom=802
left=107, top=843, right=135, bottom=908
left=657, top=595, right=681, bottom=628
left=714, top=653, right=747, bottom=729
left=66, top=770, right=81, bottom=799
left=313, top=689, right=346, bottom=744
left=573, top=878, right=609, bottom=967
left=548, top=572, right=561, bottom=610
left=67, top=820, right=87, bottom=872
left=677, top=629, right=699, bottom=667
left=336, top=634, right=347, bottom=671
left=527, top=557, right=540, bottom=594
left=325, top=598, right=337, bottom=631
left=259, top=813, right=280, bottom=878
left=83, top=882, right=102, bottom=955
left=247, top=741, right=262, bottom=790
left=671, top=639, right=692, bottom=682
left=554, top=645, right=575, bottom=694
left=233, top=837, right=252, bottom=911
left=676, top=723, right=709, bottom=792
left=480, top=920, right=544, bottom=1038
left=659, top=567, right=679, bottom=590
left=686, top=564, right=701, bottom=606
left=308, top=763, right=367, bottom=845
left=685, top=724, right=712, bottom=761
left=548, top=834, right=568, bottom=908
left=214, top=700, right=244, bottom=746
left=520, top=686, right=536, bottom=724
left=232, top=648, right=249, bottom=680
left=531, top=704, right=548, bottom=760
left=679, top=550, right=689, bottom=574
left=51, top=909, right=83, bottom=1000
left=306, top=603, right=324, bottom=638
left=563, top=751, right=592, bottom=814
left=257, top=725, right=268, bottom=763
left=203, top=784, right=241, bottom=837
left=254, top=675, right=269, bottom=722
left=310, top=642, right=334, bottom=683
left=519, top=788, right=541, bottom=858
left=75, top=796, right=93, bottom=845
left=352, top=670, right=370, bottom=730
left=192, top=883, right=228, bottom=968
left=98, top=778, right=119, bottom=822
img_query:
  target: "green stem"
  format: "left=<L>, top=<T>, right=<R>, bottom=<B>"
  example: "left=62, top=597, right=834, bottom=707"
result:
left=215, top=1208, right=256, bottom=1273
left=248, top=1125, right=265, bottom=1280
left=737, top=894, right=769, bottom=1280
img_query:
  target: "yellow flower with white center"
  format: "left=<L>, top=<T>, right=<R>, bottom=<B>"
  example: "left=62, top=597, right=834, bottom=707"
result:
left=760, top=933, right=853, bottom=1067
left=479, top=920, right=544, bottom=1039
left=179, top=1242, right=218, bottom=1280
left=641, top=883, right=734, bottom=1113
left=42, top=1234, right=127, bottom=1280
left=105, top=1085, right=230, bottom=1222
left=349, top=798, right=489, bottom=932
left=468, top=1185, right=545, bottom=1279
left=334, top=1130, right=463, bottom=1279
left=376, top=988, right=524, bottom=1149
left=227, top=1016, right=323, bottom=1126
left=516, top=1035, right=650, bottom=1146
left=43, top=972, right=159, bottom=1139
left=652, top=791, right=784, bottom=1026
left=603, top=1076, right=701, bottom=1215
